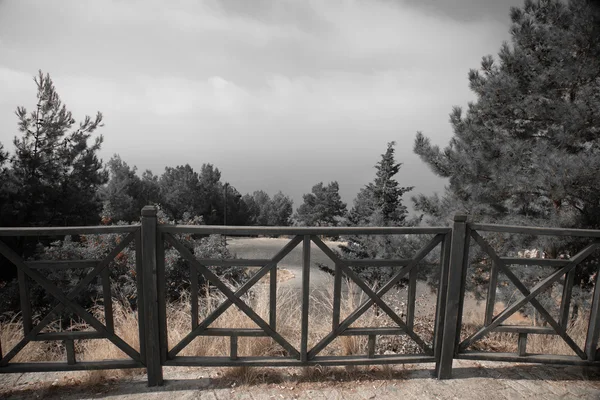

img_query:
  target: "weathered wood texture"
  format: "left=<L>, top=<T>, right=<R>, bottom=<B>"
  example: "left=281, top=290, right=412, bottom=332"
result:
left=141, top=206, right=163, bottom=386
left=437, top=214, right=469, bottom=379
left=159, top=225, right=450, bottom=236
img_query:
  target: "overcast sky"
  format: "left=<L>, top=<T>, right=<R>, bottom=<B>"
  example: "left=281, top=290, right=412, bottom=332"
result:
left=0, top=0, right=523, bottom=209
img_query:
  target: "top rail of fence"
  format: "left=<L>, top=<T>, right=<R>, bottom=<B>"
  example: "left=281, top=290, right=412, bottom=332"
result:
left=469, top=223, right=600, bottom=238
left=158, top=225, right=451, bottom=236
left=0, top=225, right=140, bottom=236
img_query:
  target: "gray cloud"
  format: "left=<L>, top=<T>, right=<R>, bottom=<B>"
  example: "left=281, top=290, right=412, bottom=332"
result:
left=0, top=0, right=521, bottom=210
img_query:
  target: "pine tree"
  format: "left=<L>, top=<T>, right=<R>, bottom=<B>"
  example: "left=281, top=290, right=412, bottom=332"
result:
left=0, top=71, right=108, bottom=285
left=198, top=163, right=225, bottom=225
left=350, top=142, right=414, bottom=226
left=100, top=155, right=140, bottom=222
left=159, top=164, right=202, bottom=221
left=332, top=142, right=417, bottom=288
left=413, top=0, right=600, bottom=320
left=7, top=71, right=107, bottom=227
left=295, top=182, right=347, bottom=226
left=244, top=190, right=272, bottom=225
left=242, top=190, right=293, bottom=226
left=270, top=191, right=293, bottom=226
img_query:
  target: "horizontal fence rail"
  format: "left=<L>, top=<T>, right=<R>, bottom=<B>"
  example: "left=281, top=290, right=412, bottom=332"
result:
left=159, top=225, right=451, bottom=236
left=0, top=207, right=598, bottom=386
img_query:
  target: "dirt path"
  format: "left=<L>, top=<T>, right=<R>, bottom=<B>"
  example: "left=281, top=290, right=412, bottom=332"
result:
left=228, top=236, right=335, bottom=292
left=228, top=237, right=483, bottom=315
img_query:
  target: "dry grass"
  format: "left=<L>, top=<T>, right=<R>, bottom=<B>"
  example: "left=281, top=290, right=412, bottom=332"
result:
left=529, top=311, right=590, bottom=355
left=165, top=285, right=301, bottom=359
left=80, top=301, right=144, bottom=383
left=0, top=315, right=63, bottom=363
left=460, top=309, right=591, bottom=356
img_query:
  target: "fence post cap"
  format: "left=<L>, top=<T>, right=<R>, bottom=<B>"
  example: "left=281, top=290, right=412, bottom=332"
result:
left=453, top=214, right=468, bottom=222
left=141, top=205, right=158, bottom=217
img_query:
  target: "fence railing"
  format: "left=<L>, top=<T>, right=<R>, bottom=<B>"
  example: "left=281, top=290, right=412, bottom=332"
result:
left=0, top=208, right=598, bottom=386
left=0, top=224, right=146, bottom=373
left=437, top=218, right=600, bottom=378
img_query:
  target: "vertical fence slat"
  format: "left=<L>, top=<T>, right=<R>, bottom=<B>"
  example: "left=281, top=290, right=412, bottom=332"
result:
left=230, top=335, right=238, bottom=360
left=101, top=267, right=114, bottom=333
left=300, top=235, right=311, bottom=362
left=368, top=335, right=376, bottom=358
left=484, top=258, right=499, bottom=326
left=438, top=214, right=469, bottom=379
left=332, top=263, right=342, bottom=330
left=434, top=232, right=452, bottom=375
left=135, top=229, right=147, bottom=364
left=407, top=267, right=417, bottom=331
left=156, top=229, right=168, bottom=365
left=585, top=268, right=600, bottom=360
left=559, top=269, right=575, bottom=328
left=17, top=268, right=33, bottom=334
left=269, top=264, right=277, bottom=330
left=65, top=339, right=76, bottom=365
left=518, top=333, right=528, bottom=357
left=191, top=263, right=199, bottom=329
left=454, top=228, right=471, bottom=351
left=141, top=206, right=163, bottom=386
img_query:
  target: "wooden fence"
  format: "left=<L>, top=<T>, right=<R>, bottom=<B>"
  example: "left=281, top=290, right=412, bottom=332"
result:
left=0, top=207, right=598, bottom=385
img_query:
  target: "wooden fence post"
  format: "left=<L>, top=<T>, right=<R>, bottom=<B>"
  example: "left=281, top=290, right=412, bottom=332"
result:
left=585, top=269, right=600, bottom=361
left=437, top=214, right=469, bottom=379
left=141, top=206, right=163, bottom=386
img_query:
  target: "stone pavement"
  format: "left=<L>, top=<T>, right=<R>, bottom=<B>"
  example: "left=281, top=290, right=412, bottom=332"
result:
left=1, top=360, right=599, bottom=399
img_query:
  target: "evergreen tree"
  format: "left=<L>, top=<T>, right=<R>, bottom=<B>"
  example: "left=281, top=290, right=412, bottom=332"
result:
left=0, top=142, right=16, bottom=234
left=295, top=181, right=347, bottom=226
left=100, top=155, right=161, bottom=223
left=223, top=184, right=250, bottom=226
left=159, top=164, right=202, bottom=221
left=140, top=169, right=161, bottom=208
left=251, top=190, right=272, bottom=225
left=242, top=190, right=293, bottom=226
left=413, top=0, right=600, bottom=320
left=331, top=143, right=418, bottom=288
left=198, top=163, right=225, bottom=225
left=100, top=155, right=144, bottom=223
left=7, top=71, right=108, bottom=227
left=157, top=162, right=249, bottom=225
left=270, top=191, right=293, bottom=226
left=241, top=192, right=262, bottom=225
left=0, top=142, right=7, bottom=168
left=349, top=142, right=414, bottom=226
left=0, top=71, right=107, bottom=284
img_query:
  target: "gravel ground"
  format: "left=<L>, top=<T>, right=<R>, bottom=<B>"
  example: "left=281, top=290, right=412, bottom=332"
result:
left=1, top=360, right=599, bottom=399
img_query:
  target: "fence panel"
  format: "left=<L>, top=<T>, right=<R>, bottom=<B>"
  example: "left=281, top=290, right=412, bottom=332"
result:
left=156, top=222, right=451, bottom=371
left=441, top=221, right=600, bottom=378
left=0, top=225, right=145, bottom=373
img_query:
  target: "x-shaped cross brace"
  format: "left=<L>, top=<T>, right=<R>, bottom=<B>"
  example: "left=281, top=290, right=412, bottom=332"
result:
left=461, top=230, right=599, bottom=360
left=165, top=233, right=301, bottom=359
left=307, top=234, right=444, bottom=359
left=0, top=232, right=141, bottom=365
